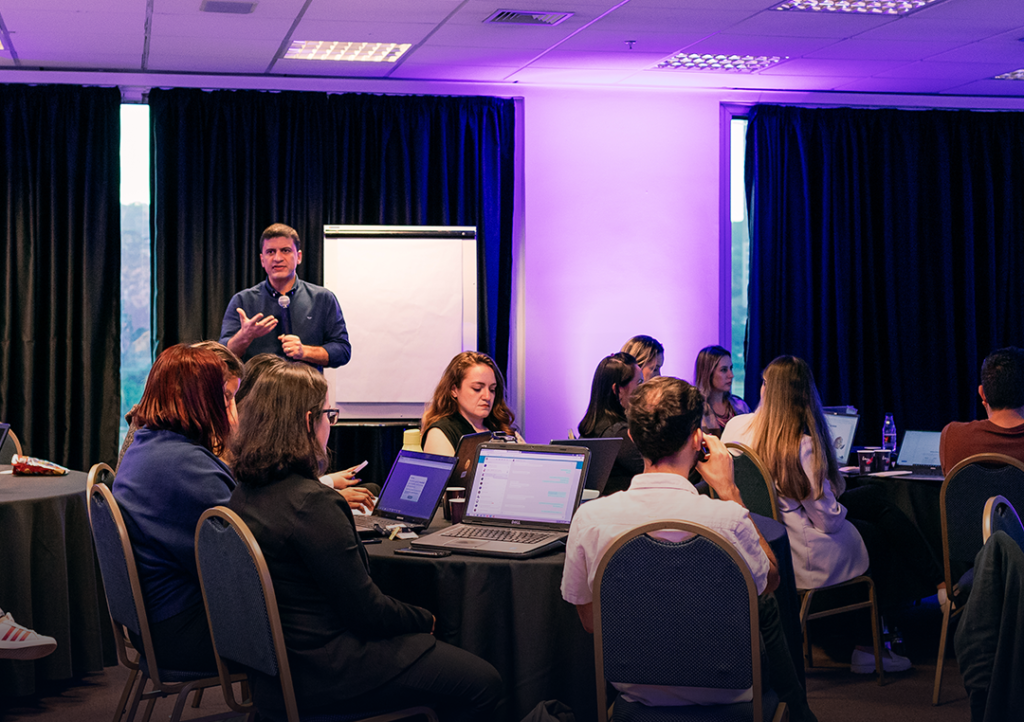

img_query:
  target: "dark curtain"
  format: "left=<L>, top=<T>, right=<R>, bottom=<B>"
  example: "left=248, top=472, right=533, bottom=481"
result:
left=149, top=88, right=515, bottom=373
left=745, top=105, right=1024, bottom=444
left=0, top=84, right=121, bottom=469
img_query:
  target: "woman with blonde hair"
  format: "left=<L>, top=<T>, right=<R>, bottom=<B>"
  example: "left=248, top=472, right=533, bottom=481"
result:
left=421, top=351, right=518, bottom=456
left=621, top=335, right=664, bottom=381
left=723, top=356, right=924, bottom=673
left=722, top=356, right=867, bottom=589
left=694, top=345, right=750, bottom=436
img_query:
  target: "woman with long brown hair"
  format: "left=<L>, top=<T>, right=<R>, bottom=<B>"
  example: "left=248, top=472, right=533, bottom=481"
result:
left=722, top=355, right=867, bottom=589
left=421, top=351, right=518, bottom=456
left=578, top=352, right=644, bottom=495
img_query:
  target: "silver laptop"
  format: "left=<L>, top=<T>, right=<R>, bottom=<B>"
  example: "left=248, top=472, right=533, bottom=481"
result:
left=352, top=450, right=458, bottom=534
left=825, top=413, right=859, bottom=466
left=894, top=430, right=943, bottom=478
left=411, top=443, right=590, bottom=558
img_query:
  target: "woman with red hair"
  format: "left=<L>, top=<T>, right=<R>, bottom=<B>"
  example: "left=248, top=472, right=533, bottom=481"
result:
left=113, top=343, right=238, bottom=672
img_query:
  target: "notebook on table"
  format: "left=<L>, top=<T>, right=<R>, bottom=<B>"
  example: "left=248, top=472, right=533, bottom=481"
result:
left=550, top=437, right=621, bottom=493
left=411, top=443, right=590, bottom=558
left=351, top=450, right=457, bottom=535
left=825, top=413, right=859, bottom=467
left=894, top=430, right=943, bottom=479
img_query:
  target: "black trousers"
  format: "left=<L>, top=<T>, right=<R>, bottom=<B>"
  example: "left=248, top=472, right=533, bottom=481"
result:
left=340, top=639, right=502, bottom=722
left=760, top=593, right=817, bottom=722
left=954, top=531, right=1024, bottom=722
left=127, top=602, right=217, bottom=673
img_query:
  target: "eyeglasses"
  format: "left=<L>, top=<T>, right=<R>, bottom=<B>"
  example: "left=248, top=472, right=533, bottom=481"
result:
left=323, top=409, right=339, bottom=424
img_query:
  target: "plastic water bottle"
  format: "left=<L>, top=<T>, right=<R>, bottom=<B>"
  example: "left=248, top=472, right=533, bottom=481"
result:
left=882, top=414, right=897, bottom=455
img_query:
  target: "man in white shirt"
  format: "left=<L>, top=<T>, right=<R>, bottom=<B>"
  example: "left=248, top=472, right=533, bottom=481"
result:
left=561, top=376, right=816, bottom=721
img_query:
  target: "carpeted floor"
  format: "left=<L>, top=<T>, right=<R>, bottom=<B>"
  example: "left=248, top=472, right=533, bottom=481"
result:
left=2, top=598, right=971, bottom=722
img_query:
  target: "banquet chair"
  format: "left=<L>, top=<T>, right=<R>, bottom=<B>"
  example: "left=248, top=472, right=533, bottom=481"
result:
left=86, top=473, right=241, bottom=722
left=935, top=454, right=1024, bottom=704
left=723, top=442, right=781, bottom=521
left=1, top=428, right=23, bottom=463
left=195, top=506, right=438, bottom=722
left=798, top=575, right=883, bottom=685
left=592, top=519, right=788, bottom=722
left=982, top=495, right=1024, bottom=549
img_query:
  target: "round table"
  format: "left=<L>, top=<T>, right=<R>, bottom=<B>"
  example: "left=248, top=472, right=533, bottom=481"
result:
left=0, top=466, right=114, bottom=696
left=364, top=511, right=801, bottom=721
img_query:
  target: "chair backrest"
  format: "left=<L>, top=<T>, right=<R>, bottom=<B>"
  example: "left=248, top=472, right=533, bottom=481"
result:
left=195, top=507, right=296, bottom=722
left=724, top=442, right=780, bottom=521
left=1, top=428, right=23, bottom=464
left=86, top=467, right=167, bottom=685
left=593, top=520, right=762, bottom=722
left=941, top=454, right=1024, bottom=588
left=983, top=495, right=1024, bottom=550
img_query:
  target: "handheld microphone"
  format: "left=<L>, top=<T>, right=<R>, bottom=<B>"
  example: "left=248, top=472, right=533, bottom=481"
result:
left=277, top=294, right=292, bottom=336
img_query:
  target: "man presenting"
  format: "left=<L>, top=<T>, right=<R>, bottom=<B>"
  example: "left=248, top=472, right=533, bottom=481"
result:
left=561, top=376, right=815, bottom=721
left=941, top=347, right=1024, bottom=474
left=220, top=224, right=351, bottom=371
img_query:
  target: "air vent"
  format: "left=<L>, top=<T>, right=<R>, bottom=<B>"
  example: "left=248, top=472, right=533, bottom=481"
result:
left=484, top=10, right=573, bottom=26
left=200, top=1, right=257, bottom=14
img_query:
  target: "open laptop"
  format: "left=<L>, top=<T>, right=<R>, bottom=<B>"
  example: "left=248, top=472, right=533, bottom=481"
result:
left=550, top=437, right=621, bottom=493
left=352, top=450, right=457, bottom=535
left=894, top=430, right=944, bottom=479
left=447, top=431, right=492, bottom=488
left=825, top=413, right=859, bottom=466
left=412, top=443, right=590, bottom=558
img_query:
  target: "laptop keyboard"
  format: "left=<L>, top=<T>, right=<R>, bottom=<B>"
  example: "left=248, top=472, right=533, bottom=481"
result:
left=443, top=526, right=552, bottom=544
left=353, top=515, right=382, bottom=529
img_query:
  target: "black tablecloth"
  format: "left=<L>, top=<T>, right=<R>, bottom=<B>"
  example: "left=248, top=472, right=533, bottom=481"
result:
left=844, top=473, right=944, bottom=563
left=365, top=511, right=802, bottom=721
left=0, top=466, right=114, bottom=696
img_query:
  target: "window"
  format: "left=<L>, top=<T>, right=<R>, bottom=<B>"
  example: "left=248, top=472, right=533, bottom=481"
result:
left=729, top=116, right=750, bottom=393
left=120, top=104, right=152, bottom=443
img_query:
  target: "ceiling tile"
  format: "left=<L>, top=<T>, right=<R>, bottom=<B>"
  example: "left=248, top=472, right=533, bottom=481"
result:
left=527, top=49, right=673, bottom=69
left=758, top=57, right=911, bottom=77
left=726, top=10, right=896, bottom=39
left=556, top=29, right=707, bottom=54
left=804, top=37, right=968, bottom=61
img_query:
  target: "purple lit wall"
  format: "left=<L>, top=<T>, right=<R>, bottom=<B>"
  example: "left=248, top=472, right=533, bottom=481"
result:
left=521, top=87, right=723, bottom=443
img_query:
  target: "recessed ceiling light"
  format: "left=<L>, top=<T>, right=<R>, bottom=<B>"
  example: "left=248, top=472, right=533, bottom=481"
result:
left=772, top=0, right=943, bottom=13
left=995, top=69, right=1024, bottom=80
left=283, top=41, right=411, bottom=63
left=656, top=53, right=786, bottom=73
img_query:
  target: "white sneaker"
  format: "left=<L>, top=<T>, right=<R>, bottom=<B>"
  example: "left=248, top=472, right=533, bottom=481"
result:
left=0, top=609, right=58, bottom=661
left=850, top=648, right=912, bottom=674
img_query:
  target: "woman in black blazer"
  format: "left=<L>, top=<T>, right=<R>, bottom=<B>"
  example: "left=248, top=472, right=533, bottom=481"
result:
left=228, top=359, right=501, bottom=721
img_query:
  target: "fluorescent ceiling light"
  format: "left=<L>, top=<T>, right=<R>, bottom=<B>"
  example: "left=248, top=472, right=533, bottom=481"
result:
left=772, top=0, right=944, bottom=14
left=656, top=53, right=785, bottom=73
left=995, top=69, right=1024, bottom=81
left=283, top=41, right=411, bottom=63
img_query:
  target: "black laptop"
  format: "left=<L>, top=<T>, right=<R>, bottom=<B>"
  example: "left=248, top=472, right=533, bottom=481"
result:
left=352, top=449, right=458, bottom=535
left=550, top=437, right=621, bottom=493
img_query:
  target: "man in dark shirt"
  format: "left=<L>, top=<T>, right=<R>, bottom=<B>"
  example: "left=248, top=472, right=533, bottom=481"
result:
left=220, top=223, right=351, bottom=371
left=941, top=347, right=1024, bottom=474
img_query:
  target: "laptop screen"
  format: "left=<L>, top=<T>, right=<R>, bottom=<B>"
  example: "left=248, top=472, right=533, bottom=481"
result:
left=375, top=450, right=458, bottom=519
left=825, top=414, right=859, bottom=465
left=896, top=431, right=942, bottom=468
left=465, top=446, right=587, bottom=525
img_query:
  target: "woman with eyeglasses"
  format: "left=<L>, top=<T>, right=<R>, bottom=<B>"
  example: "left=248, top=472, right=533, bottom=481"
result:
left=113, top=343, right=239, bottom=672
left=229, top=361, right=501, bottom=721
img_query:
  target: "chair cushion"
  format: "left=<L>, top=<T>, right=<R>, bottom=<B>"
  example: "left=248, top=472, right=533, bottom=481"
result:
left=612, top=688, right=780, bottom=722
